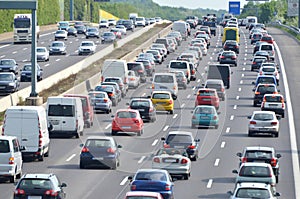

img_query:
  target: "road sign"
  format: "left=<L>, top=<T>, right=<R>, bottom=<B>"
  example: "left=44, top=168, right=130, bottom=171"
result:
left=229, top=1, right=241, bottom=15
left=0, top=0, right=37, bottom=9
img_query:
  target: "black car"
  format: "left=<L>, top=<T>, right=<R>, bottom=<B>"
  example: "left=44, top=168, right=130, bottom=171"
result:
left=0, top=72, right=19, bottom=93
left=223, top=40, right=239, bottom=54
left=75, top=25, right=86, bottom=34
left=20, top=64, right=43, bottom=82
left=219, top=51, right=237, bottom=66
left=161, top=131, right=200, bottom=161
left=123, top=20, right=135, bottom=31
left=254, top=51, right=270, bottom=61
left=79, top=136, right=122, bottom=169
left=67, top=27, right=77, bottom=37
left=127, top=62, right=147, bottom=83
left=0, top=59, right=18, bottom=74
left=253, top=83, right=279, bottom=107
left=13, top=173, right=67, bottom=199
left=251, top=56, right=268, bottom=71
left=127, top=98, right=156, bottom=122
left=251, top=33, right=263, bottom=44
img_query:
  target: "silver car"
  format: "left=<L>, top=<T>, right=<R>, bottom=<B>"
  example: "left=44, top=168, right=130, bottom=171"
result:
left=49, top=41, right=67, bottom=55
left=78, top=41, right=96, bottom=55
left=128, top=70, right=140, bottom=88
left=88, top=91, right=112, bottom=114
left=36, top=47, right=50, bottom=62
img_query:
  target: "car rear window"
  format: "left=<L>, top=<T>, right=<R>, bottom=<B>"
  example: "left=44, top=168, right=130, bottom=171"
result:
left=260, top=45, right=273, bottom=50
left=18, top=179, right=52, bottom=190
left=154, top=75, right=174, bottom=83
left=265, top=95, right=282, bottom=102
left=253, top=113, right=274, bottom=120
left=85, top=139, right=111, bottom=147
left=152, top=93, right=170, bottom=99
left=0, top=140, right=10, bottom=153
left=117, top=111, right=137, bottom=118
left=257, top=77, right=275, bottom=84
left=240, top=166, right=271, bottom=177
left=48, top=105, right=75, bottom=117
left=245, top=150, right=272, bottom=159
left=131, top=100, right=150, bottom=107
left=257, top=85, right=276, bottom=93
left=95, top=86, right=114, bottom=92
left=195, top=107, right=215, bottom=114
left=135, top=172, right=166, bottom=181
left=170, top=62, right=188, bottom=69
left=262, top=68, right=275, bottom=72
left=206, top=84, right=222, bottom=90
left=166, top=134, right=192, bottom=143
left=198, top=90, right=215, bottom=96
left=236, top=188, right=270, bottom=198
left=104, top=78, right=121, bottom=83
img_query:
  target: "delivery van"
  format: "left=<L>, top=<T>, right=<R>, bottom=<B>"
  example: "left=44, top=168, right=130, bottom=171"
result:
left=46, top=96, right=84, bottom=138
left=3, top=106, right=50, bottom=161
left=206, top=64, right=232, bottom=89
left=172, top=21, right=188, bottom=40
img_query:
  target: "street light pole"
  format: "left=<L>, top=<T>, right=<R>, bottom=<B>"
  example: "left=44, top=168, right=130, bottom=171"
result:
left=298, top=0, right=300, bottom=28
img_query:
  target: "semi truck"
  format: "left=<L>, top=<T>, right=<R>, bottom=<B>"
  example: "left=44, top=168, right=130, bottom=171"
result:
left=13, top=14, right=40, bottom=44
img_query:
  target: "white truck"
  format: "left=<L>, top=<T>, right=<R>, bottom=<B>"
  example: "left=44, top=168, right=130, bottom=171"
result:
left=129, top=13, right=138, bottom=23
left=13, top=14, right=40, bottom=44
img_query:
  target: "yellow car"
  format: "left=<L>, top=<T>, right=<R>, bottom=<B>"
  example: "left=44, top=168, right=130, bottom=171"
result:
left=151, top=91, right=174, bottom=114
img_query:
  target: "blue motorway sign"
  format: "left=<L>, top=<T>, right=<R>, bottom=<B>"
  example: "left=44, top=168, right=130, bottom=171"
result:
left=229, top=1, right=241, bottom=15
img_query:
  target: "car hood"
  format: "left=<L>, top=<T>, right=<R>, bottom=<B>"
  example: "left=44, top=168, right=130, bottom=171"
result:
left=0, top=65, right=15, bottom=69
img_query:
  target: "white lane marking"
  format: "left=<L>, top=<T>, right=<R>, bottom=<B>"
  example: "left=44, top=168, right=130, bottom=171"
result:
left=245, top=49, right=247, bottom=52
left=243, top=62, right=246, bottom=65
left=214, top=49, right=217, bottom=51
left=138, top=156, right=146, bottom=164
left=274, top=42, right=300, bottom=198
left=230, top=115, right=234, bottom=120
left=69, top=41, right=73, bottom=44
left=66, top=54, right=70, bottom=57
left=152, top=139, right=158, bottom=146
left=245, top=46, right=247, bottom=49
left=214, top=158, right=220, bottom=166
left=23, top=48, right=27, bottom=50
left=207, top=179, right=213, bottom=188
left=173, top=114, right=178, bottom=119
left=238, top=88, right=242, bottom=92
left=105, top=124, right=111, bottom=130
left=233, top=105, right=237, bottom=110
left=236, top=96, right=240, bottom=100
left=244, top=57, right=247, bottom=61
left=55, top=59, right=60, bottom=62
left=187, top=94, right=191, bottom=98
left=242, top=74, right=244, bottom=77
left=180, top=103, right=185, bottom=108
left=40, top=32, right=54, bottom=37
left=197, top=79, right=200, bottom=83
left=245, top=53, right=247, bottom=56
left=192, top=86, right=196, bottom=90
left=0, top=44, right=10, bottom=49
left=210, top=57, right=213, bottom=60
left=41, top=41, right=45, bottom=44
left=12, top=51, right=17, bottom=54
left=163, top=125, right=169, bottom=131
left=66, top=154, right=76, bottom=162
left=225, top=127, right=230, bottom=133
left=45, top=64, right=50, bottom=67
left=221, top=141, right=226, bottom=148
left=0, top=55, right=5, bottom=58
left=22, top=59, right=27, bottom=62
left=120, top=176, right=128, bottom=186
left=141, top=93, right=146, bottom=97
left=240, top=80, right=243, bottom=84
left=243, top=67, right=245, bottom=71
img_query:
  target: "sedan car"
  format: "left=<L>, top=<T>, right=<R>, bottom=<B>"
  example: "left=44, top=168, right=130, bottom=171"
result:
left=20, top=64, right=43, bottom=82
left=88, top=91, right=112, bottom=114
left=79, top=136, right=121, bottom=169
left=49, top=41, right=67, bottom=55
left=67, top=27, right=77, bottom=37
left=101, top=32, right=116, bottom=44
left=251, top=56, right=268, bottom=71
left=94, top=85, right=119, bottom=106
left=261, top=93, right=285, bottom=118
left=151, top=91, right=174, bottom=114
left=99, top=19, right=109, bottom=28
left=0, top=59, right=18, bottom=74
left=75, top=25, right=86, bottom=34
left=54, top=30, right=68, bottom=40
left=194, top=88, right=220, bottom=110
left=103, top=76, right=127, bottom=97
left=248, top=111, right=280, bottom=137
left=78, top=41, right=96, bottom=55
left=152, top=148, right=191, bottom=180
left=191, top=105, right=219, bottom=129
left=86, top=27, right=100, bottom=39
left=228, top=182, right=281, bottom=199
left=237, top=146, right=282, bottom=183
left=36, top=47, right=49, bottom=62
left=115, top=25, right=127, bottom=35
left=128, top=70, right=140, bottom=88
left=161, top=131, right=200, bottom=161
left=223, top=40, right=239, bottom=54
left=128, top=169, right=174, bottom=199
left=0, top=72, right=19, bottom=93
left=219, top=50, right=237, bottom=66
left=111, top=109, right=144, bottom=136
left=127, top=97, right=156, bottom=122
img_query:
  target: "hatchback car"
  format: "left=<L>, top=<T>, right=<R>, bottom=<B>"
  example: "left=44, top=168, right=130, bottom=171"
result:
left=261, top=34, right=274, bottom=44
left=67, top=27, right=77, bottom=37
left=99, top=82, right=122, bottom=103
left=128, top=169, right=174, bottom=199
left=88, top=91, right=112, bottom=114
left=78, top=41, right=96, bottom=55
left=204, top=79, right=226, bottom=101
left=36, top=47, right=50, bottom=62
left=232, top=163, right=277, bottom=194
left=20, top=64, right=43, bottom=82
left=115, top=25, right=127, bottom=35
left=261, top=94, right=285, bottom=118
left=191, top=105, right=219, bottom=129
left=194, top=88, right=220, bottom=110
left=151, top=91, right=174, bottom=114
left=219, top=50, right=237, bottom=66
left=101, top=32, right=116, bottom=44
left=0, top=59, right=18, bottom=74
left=54, top=30, right=68, bottom=40
left=49, top=41, right=67, bottom=55
left=0, top=72, right=19, bottom=93
left=127, top=97, right=156, bottom=122
left=111, top=109, right=144, bottom=136
left=254, top=50, right=270, bottom=61
left=250, top=33, right=263, bottom=44
left=94, top=85, right=119, bottom=106
left=161, top=131, right=200, bottom=161
left=152, top=148, right=191, bottom=180
left=128, top=70, right=140, bottom=88
left=237, top=146, right=282, bottom=183
left=253, top=83, right=279, bottom=107
left=86, top=27, right=100, bottom=39
left=79, top=136, right=121, bottom=169
left=251, top=56, right=268, bottom=71
left=127, top=62, right=147, bottom=83
left=103, top=77, right=127, bottom=98
left=13, top=173, right=67, bottom=199
left=223, top=40, right=239, bottom=54
left=258, top=66, right=280, bottom=84
left=248, top=111, right=280, bottom=137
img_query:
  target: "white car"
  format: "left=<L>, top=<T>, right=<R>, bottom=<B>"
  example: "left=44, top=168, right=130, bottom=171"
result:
left=192, top=42, right=207, bottom=56
left=115, top=25, right=127, bottom=35
left=127, top=70, right=140, bottom=88
left=258, top=65, right=280, bottom=84
left=108, top=19, right=116, bottom=26
left=78, top=41, right=96, bottom=55
left=54, top=30, right=68, bottom=40
left=99, top=19, right=109, bottom=28
left=135, top=17, right=146, bottom=27
left=36, top=47, right=50, bottom=62
left=248, top=111, right=280, bottom=137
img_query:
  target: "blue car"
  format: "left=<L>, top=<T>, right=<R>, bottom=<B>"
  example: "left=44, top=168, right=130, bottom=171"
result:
left=191, top=105, right=219, bottom=129
left=20, top=64, right=43, bottom=82
left=128, top=169, right=174, bottom=199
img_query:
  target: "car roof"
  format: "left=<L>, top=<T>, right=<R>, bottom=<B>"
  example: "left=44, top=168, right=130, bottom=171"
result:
left=167, top=131, right=193, bottom=136
left=126, top=191, right=162, bottom=197
left=152, top=90, right=172, bottom=95
left=86, top=136, right=114, bottom=141
left=205, top=79, right=224, bottom=84
left=244, top=146, right=274, bottom=152
left=22, top=173, right=55, bottom=179
left=241, top=162, right=271, bottom=167
left=235, top=182, right=271, bottom=189
left=252, top=110, right=276, bottom=115
left=116, top=109, right=139, bottom=113
left=136, top=168, right=168, bottom=173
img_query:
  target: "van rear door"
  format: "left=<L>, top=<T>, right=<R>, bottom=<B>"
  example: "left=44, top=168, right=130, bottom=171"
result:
left=20, top=112, right=39, bottom=153
left=48, top=104, right=76, bottom=132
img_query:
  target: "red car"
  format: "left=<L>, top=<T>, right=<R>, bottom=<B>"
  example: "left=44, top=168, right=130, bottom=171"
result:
left=111, top=109, right=144, bottom=136
left=260, top=34, right=274, bottom=44
left=194, top=88, right=220, bottom=110
left=110, top=28, right=122, bottom=39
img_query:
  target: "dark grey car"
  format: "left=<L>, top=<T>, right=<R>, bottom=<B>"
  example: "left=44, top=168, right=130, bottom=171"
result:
left=0, top=59, right=18, bottom=74
left=0, top=72, right=19, bottom=93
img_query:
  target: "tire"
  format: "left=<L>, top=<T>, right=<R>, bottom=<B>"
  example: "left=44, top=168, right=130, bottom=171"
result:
left=111, top=130, right=117, bottom=136
left=169, top=110, right=174, bottom=114
left=79, top=161, right=85, bottom=169
left=276, top=175, right=279, bottom=183
left=75, top=132, right=80, bottom=138
left=274, top=132, right=279, bottom=137
left=248, top=132, right=253, bottom=137
left=112, top=100, right=117, bottom=107
left=191, top=155, right=197, bottom=161
left=214, top=125, right=219, bottom=129
left=183, top=174, right=189, bottom=180
left=222, top=96, right=225, bottom=101
left=137, top=130, right=142, bottom=136
left=281, top=113, right=285, bottom=118
left=253, top=102, right=257, bottom=107
left=106, top=110, right=110, bottom=114
left=111, top=161, right=117, bottom=170
left=86, top=122, right=91, bottom=128
left=38, top=154, right=44, bottom=161
left=17, top=169, right=22, bottom=179
left=9, top=174, right=16, bottom=183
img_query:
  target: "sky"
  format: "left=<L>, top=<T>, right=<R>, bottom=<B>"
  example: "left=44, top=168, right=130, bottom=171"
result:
left=152, top=0, right=248, bottom=11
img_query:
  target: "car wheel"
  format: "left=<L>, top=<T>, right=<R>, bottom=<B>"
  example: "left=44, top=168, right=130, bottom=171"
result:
left=183, top=174, right=189, bottom=180
left=106, top=110, right=110, bottom=114
left=274, top=132, right=279, bottom=138
left=137, top=130, right=142, bottom=136
left=191, top=124, right=196, bottom=129
left=214, top=125, right=218, bottom=129
left=191, top=155, right=197, bottom=161
left=276, top=175, right=279, bottom=183
left=79, top=161, right=85, bottom=169
left=251, top=67, right=254, bottom=71
left=9, top=173, right=16, bottom=183
left=169, top=110, right=174, bottom=114
left=38, top=154, right=44, bottom=161
left=281, top=113, right=284, bottom=118
left=17, top=169, right=22, bottom=179
left=111, top=130, right=117, bottom=136
left=248, top=131, right=253, bottom=137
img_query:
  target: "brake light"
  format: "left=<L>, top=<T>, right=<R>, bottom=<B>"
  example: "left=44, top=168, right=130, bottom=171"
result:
left=130, top=77, right=135, bottom=81
left=103, top=98, right=108, bottom=102
left=137, top=70, right=143, bottom=73
left=241, top=157, right=247, bottom=163
left=165, top=183, right=171, bottom=191
left=131, top=184, right=136, bottom=190
left=107, top=147, right=115, bottom=153
left=271, top=158, right=277, bottom=167
left=14, top=189, right=25, bottom=195
left=231, top=56, right=236, bottom=59
left=181, top=158, right=188, bottom=164
left=188, top=145, right=195, bottom=149
left=9, top=157, right=14, bottom=164
left=253, top=62, right=256, bottom=65
left=108, top=93, right=114, bottom=97
left=149, top=107, right=154, bottom=112
left=192, top=115, right=196, bottom=119
left=221, top=88, right=225, bottom=92
left=224, top=45, right=227, bottom=48
left=259, top=71, right=263, bottom=75
left=255, top=92, right=260, bottom=95
left=261, top=102, right=265, bottom=108
left=164, top=144, right=170, bottom=148
left=39, top=130, right=42, bottom=147
left=153, top=157, right=160, bottom=163
left=192, top=69, right=195, bottom=75
left=81, top=147, right=89, bottom=153
left=250, top=121, right=256, bottom=124
left=271, top=122, right=278, bottom=125
left=169, top=100, right=173, bottom=104
left=45, top=190, right=58, bottom=196
left=213, top=116, right=217, bottom=120
left=173, top=85, right=177, bottom=90
left=220, top=56, right=225, bottom=59
left=152, top=84, right=154, bottom=89
left=134, top=119, right=140, bottom=123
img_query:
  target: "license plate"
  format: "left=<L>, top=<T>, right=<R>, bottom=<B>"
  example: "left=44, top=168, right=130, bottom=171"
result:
left=259, top=128, right=269, bottom=131
left=122, top=126, right=131, bottom=129
left=202, top=98, right=211, bottom=101
left=268, top=104, right=277, bottom=107
left=92, top=157, right=103, bottom=160
left=0, top=86, right=5, bottom=89
left=174, top=145, right=184, bottom=149
left=164, top=159, right=177, bottom=163
left=28, top=196, right=42, bottom=199
left=201, top=116, right=209, bottom=119
left=138, top=109, right=145, bottom=112
left=157, top=102, right=165, bottom=104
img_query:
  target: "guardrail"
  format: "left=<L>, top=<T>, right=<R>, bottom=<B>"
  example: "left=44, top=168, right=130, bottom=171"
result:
left=270, top=21, right=300, bottom=35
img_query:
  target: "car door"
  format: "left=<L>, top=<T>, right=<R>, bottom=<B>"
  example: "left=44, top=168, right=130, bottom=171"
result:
left=12, top=139, right=22, bottom=174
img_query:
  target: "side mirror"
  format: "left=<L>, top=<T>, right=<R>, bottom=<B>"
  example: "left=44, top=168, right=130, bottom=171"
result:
left=276, top=115, right=282, bottom=120
left=161, top=137, right=166, bottom=141
left=232, top=170, right=238, bottom=174
left=79, top=143, right=84, bottom=147
left=117, top=145, right=122, bottom=148
left=60, top=183, right=67, bottom=188
left=236, top=152, right=242, bottom=157
left=40, top=69, right=43, bottom=71
left=227, top=191, right=233, bottom=195
left=247, top=116, right=251, bottom=119
left=274, top=192, right=281, bottom=197
left=128, top=176, right=133, bottom=181
left=20, top=146, right=26, bottom=151
left=276, top=154, right=282, bottom=158
left=172, top=95, right=177, bottom=100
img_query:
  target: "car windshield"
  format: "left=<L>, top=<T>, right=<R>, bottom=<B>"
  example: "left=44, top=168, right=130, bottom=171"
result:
left=0, top=74, right=13, bottom=81
left=85, top=139, right=111, bottom=148
left=52, top=43, right=63, bottom=47
left=166, top=134, right=192, bottom=143
left=253, top=113, right=274, bottom=121
left=239, top=166, right=271, bottom=177
left=135, top=172, right=166, bottom=181
left=0, top=60, right=14, bottom=65
left=18, top=179, right=52, bottom=190
left=37, top=48, right=46, bottom=52
left=117, top=111, right=137, bottom=118
left=154, top=75, right=174, bottom=83
left=265, top=95, right=282, bottom=102
left=81, top=42, right=93, bottom=46
left=236, top=188, right=270, bottom=198
left=152, top=93, right=170, bottom=99
left=95, top=86, right=113, bottom=92
left=23, top=65, right=32, bottom=71
left=245, top=150, right=273, bottom=159
left=131, top=100, right=150, bottom=107
left=0, top=140, right=10, bottom=153
left=195, top=107, right=215, bottom=114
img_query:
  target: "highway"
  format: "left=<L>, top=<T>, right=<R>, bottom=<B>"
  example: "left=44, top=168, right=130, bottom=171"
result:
left=0, top=24, right=299, bottom=199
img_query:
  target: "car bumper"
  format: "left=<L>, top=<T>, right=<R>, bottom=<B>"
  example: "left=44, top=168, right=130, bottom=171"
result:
left=0, top=166, right=16, bottom=177
left=192, top=119, right=218, bottom=126
left=152, top=165, right=190, bottom=175
left=112, top=125, right=143, bottom=132
left=154, top=104, right=173, bottom=111
left=94, top=104, right=110, bottom=112
left=261, top=108, right=284, bottom=115
left=80, top=156, right=116, bottom=168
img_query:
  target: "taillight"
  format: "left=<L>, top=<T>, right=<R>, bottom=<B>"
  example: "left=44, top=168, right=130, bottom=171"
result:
left=134, top=119, right=140, bottom=123
left=255, top=92, right=260, bottom=95
left=152, top=84, right=154, bottom=89
left=165, top=183, right=171, bottom=191
left=14, top=189, right=25, bottom=195
left=81, top=147, right=89, bottom=153
left=250, top=121, right=256, bottom=124
left=188, top=145, right=195, bottom=149
left=241, top=157, right=247, bottom=163
left=221, top=88, right=224, bottom=92
left=149, top=107, right=154, bottom=112
left=231, top=56, right=236, bottom=59
left=137, top=70, right=143, bottom=73
left=39, top=130, right=42, bottom=147
left=101, top=76, right=104, bottom=82
left=173, top=85, right=177, bottom=90
left=271, top=158, right=277, bottom=167
left=9, top=157, right=14, bottom=164
left=224, top=45, right=227, bottom=48
left=261, top=102, right=265, bottom=108
left=107, top=147, right=115, bottom=153
left=108, top=93, right=114, bottom=97
left=164, top=144, right=170, bottom=148
left=253, top=62, right=256, bottom=65
left=192, top=69, right=195, bottom=75
left=153, top=157, right=160, bottom=163
left=131, top=184, right=136, bottom=190
left=169, top=100, right=173, bottom=104
left=181, top=158, right=188, bottom=164
left=213, top=116, right=217, bottom=120
left=124, top=78, right=127, bottom=84
left=45, top=190, right=58, bottom=197
left=220, top=56, right=225, bottom=59
left=271, top=122, right=277, bottom=125
left=104, top=98, right=108, bottom=102
left=130, top=77, right=135, bottom=81
left=259, top=71, right=263, bottom=75
left=192, top=115, right=196, bottom=119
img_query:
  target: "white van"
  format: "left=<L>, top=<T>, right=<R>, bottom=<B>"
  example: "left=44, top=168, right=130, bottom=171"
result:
left=246, top=16, right=258, bottom=29
left=173, top=21, right=188, bottom=40
left=168, top=60, right=191, bottom=82
left=259, top=43, right=275, bottom=60
left=101, top=59, right=129, bottom=91
left=151, top=72, right=178, bottom=99
left=0, top=136, right=23, bottom=183
left=46, top=96, right=84, bottom=138
left=3, top=106, right=50, bottom=161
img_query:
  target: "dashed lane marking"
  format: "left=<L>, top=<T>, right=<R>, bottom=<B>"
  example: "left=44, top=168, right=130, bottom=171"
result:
left=207, top=179, right=213, bottom=188
left=226, top=127, right=230, bottom=133
left=120, top=176, right=128, bottom=186
left=105, top=124, right=111, bottom=130
left=163, top=125, right=169, bottom=131
left=66, top=154, right=76, bottom=162
left=221, top=142, right=226, bottom=148
left=152, top=139, right=158, bottom=146
left=173, top=114, right=178, bottom=119
left=214, top=159, right=220, bottom=166
left=138, top=156, right=146, bottom=164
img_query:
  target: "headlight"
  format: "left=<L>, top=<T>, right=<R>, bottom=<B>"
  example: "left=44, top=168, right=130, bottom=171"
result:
left=8, top=82, right=15, bottom=86
left=79, top=47, right=82, bottom=51
left=21, top=73, right=26, bottom=76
